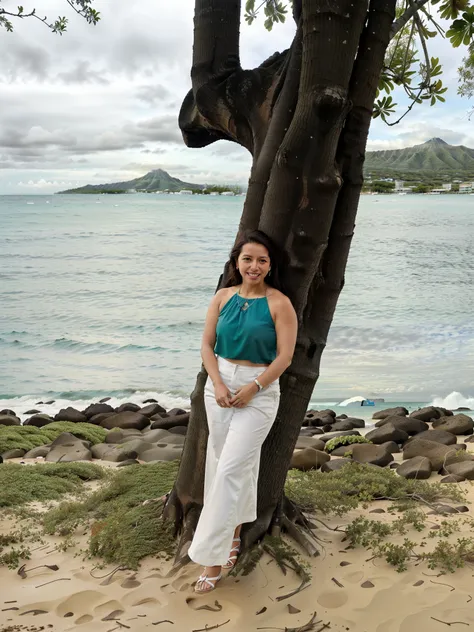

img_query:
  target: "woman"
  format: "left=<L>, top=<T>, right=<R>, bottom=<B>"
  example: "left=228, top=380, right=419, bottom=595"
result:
left=188, top=230, right=297, bottom=594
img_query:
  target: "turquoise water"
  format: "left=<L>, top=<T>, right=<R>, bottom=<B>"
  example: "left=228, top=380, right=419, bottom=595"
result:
left=1, top=193, right=473, bottom=417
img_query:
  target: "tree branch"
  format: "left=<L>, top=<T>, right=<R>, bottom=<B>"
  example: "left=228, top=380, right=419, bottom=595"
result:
left=390, top=0, right=431, bottom=40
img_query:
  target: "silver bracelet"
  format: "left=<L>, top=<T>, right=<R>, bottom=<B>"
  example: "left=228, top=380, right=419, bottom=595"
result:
left=254, top=379, right=264, bottom=391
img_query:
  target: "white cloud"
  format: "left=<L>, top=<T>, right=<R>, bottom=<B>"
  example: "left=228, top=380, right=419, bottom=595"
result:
left=0, top=1, right=471, bottom=194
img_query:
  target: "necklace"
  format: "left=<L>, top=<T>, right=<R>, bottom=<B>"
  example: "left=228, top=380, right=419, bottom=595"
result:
left=237, top=287, right=266, bottom=312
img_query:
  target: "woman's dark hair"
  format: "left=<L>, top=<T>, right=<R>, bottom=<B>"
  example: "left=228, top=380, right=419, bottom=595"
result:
left=224, top=230, right=289, bottom=294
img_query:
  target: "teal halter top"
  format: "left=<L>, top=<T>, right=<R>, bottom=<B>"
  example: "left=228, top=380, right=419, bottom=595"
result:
left=214, top=291, right=277, bottom=365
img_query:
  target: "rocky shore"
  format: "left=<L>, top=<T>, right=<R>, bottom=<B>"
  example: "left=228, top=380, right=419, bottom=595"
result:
left=2, top=399, right=474, bottom=482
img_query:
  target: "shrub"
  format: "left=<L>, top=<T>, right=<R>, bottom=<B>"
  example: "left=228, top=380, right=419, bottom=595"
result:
left=325, top=435, right=371, bottom=453
left=0, top=462, right=106, bottom=507
left=0, top=422, right=106, bottom=454
left=44, top=462, right=180, bottom=569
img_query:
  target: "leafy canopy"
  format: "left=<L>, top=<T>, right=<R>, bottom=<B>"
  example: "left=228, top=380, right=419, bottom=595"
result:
left=0, top=0, right=99, bottom=33
left=245, top=1, right=474, bottom=123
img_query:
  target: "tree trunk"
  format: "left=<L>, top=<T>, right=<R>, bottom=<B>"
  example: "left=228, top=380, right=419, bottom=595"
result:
left=164, top=0, right=398, bottom=567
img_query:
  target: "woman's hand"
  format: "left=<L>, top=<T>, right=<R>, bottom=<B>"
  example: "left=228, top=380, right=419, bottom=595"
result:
left=214, top=382, right=233, bottom=408
left=229, top=382, right=259, bottom=408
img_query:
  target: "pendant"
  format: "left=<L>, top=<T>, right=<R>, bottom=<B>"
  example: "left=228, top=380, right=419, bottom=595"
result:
left=241, top=301, right=249, bottom=311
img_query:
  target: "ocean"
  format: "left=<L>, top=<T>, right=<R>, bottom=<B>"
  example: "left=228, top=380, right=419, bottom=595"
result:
left=1, top=193, right=473, bottom=421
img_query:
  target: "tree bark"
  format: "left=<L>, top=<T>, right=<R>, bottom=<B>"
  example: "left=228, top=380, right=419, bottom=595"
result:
left=165, top=0, right=399, bottom=566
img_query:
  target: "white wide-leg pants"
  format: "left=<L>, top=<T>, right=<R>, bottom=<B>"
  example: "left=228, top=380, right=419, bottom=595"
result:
left=188, top=356, right=280, bottom=567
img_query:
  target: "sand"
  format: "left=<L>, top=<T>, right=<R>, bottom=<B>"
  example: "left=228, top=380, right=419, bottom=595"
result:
left=2, top=462, right=474, bottom=632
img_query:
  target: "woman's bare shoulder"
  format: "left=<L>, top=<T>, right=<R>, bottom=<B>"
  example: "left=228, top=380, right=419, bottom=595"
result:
left=213, top=286, right=238, bottom=309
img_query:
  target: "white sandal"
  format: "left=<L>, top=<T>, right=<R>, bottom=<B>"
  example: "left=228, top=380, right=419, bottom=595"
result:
left=194, top=572, right=222, bottom=594
left=223, top=537, right=241, bottom=570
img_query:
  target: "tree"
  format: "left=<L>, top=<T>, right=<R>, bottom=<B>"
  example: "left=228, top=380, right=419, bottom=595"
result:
left=159, top=0, right=474, bottom=568
left=0, top=1, right=99, bottom=33
left=371, top=180, right=396, bottom=193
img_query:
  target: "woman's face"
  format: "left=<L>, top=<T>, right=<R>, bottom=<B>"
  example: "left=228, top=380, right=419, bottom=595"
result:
left=237, top=242, right=271, bottom=284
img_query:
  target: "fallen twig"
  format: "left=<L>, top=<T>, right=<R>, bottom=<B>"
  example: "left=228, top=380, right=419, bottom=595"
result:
left=430, top=580, right=455, bottom=592
left=468, top=595, right=472, bottom=603
left=276, top=580, right=310, bottom=602
left=430, top=618, right=469, bottom=626
left=192, top=620, right=230, bottom=632
left=257, top=612, right=326, bottom=632
left=35, top=577, right=71, bottom=588
left=152, top=620, right=174, bottom=626
left=331, top=578, right=344, bottom=588
left=195, top=600, right=222, bottom=612
left=90, top=565, right=126, bottom=581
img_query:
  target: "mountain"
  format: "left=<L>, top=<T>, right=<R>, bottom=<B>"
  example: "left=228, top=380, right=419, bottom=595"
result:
left=58, top=169, right=204, bottom=194
left=364, top=138, right=474, bottom=181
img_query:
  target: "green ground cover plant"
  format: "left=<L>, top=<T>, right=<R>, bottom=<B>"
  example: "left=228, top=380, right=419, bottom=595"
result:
left=0, top=422, right=107, bottom=454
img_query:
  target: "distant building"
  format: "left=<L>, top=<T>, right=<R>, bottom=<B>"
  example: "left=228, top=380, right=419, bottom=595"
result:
left=178, top=189, right=193, bottom=195
left=221, top=191, right=235, bottom=196
left=442, top=183, right=452, bottom=191
left=459, top=182, right=474, bottom=193
left=394, top=180, right=405, bottom=191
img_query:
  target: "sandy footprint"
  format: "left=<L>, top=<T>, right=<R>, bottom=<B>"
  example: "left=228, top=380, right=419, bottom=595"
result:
left=317, top=590, right=349, bottom=608
left=75, top=614, right=93, bottom=624
left=55, top=590, right=106, bottom=617
left=343, top=570, right=365, bottom=584
left=93, top=599, right=124, bottom=618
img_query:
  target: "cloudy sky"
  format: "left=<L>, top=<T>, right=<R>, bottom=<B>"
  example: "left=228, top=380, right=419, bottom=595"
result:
left=1, top=0, right=473, bottom=194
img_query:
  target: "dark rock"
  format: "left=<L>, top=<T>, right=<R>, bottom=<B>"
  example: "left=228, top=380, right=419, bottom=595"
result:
left=105, top=428, right=144, bottom=444
left=372, top=407, right=408, bottom=420
left=24, top=409, right=41, bottom=415
left=295, top=436, right=325, bottom=451
left=321, top=458, right=352, bottom=473
left=351, top=444, right=393, bottom=467
left=92, top=440, right=154, bottom=462
left=140, top=445, right=183, bottom=462
left=436, top=407, right=453, bottom=417
left=46, top=435, right=92, bottom=462
left=397, top=457, right=432, bottom=480
left=167, top=408, right=187, bottom=416
left=337, top=414, right=348, bottom=420
left=159, top=434, right=185, bottom=446
left=370, top=508, right=386, bottom=514
left=44, top=400, right=55, bottom=405
left=456, top=407, right=470, bottom=411
left=403, top=439, right=473, bottom=471
left=330, top=445, right=357, bottom=457
left=24, top=446, right=51, bottom=458
left=167, top=426, right=188, bottom=436
left=143, top=398, right=158, bottom=404
left=318, top=430, right=362, bottom=443
left=299, top=427, right=324, bottom=437
left=140, top=403, right=168, bottom=418
left=319, top=409, right=336, bottom=418
left=2, top=449, right=26, bottom=459
left=141, top=429, right=172, bottom=443
left=380, top=441, right=400, bottom=454
left=35, top=401, right=44, bottom=405
left=374, top=415, right=429, bottom=435
left=54, top=407, right=87, bottom=423
left=23, top=414, right=54, bottom=427
left=344, top=417, right=365, bottom=429
left=150, top=413, right=190, bottom=430
left=99, top=397, right=111, bottom=403
left=331, top=419, right=358, bottom=431
left=0, top=409, right=17, bottom=416
left=441, top=474, right=465, bottom=483
left=88, top=412, right=115, bottom=425
left=0, top=414, right=21, bottom=426
left=365, top=424, right=409, bottom=445
left=100, top=411, right=150, bottom=431
left=465, top=436, right=474, bottom=443
left=115, top=403, right=141, bottom=413
left=404, top=429, right=457, bottom=447
left=116, top=459, right=139, bottom=467
left=432, top=414, right=474, bottom=435
left=445, top=461, right=474, bottom=480
left=409, top=406, right=442, bottom=422
left=290, top=448, right=330, bottom=471
left=82, top=403, right=114, bottom=419
left=50, top=432, right=90, bottom=448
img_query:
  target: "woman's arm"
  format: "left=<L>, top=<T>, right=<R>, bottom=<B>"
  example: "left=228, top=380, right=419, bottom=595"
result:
left=254, top=294, right=297, bottom=388
left=201, top=289, right=233, bottom=407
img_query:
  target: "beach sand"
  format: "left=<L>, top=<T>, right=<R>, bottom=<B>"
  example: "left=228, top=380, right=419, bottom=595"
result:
left=2, top=460, right=474, bottom=632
